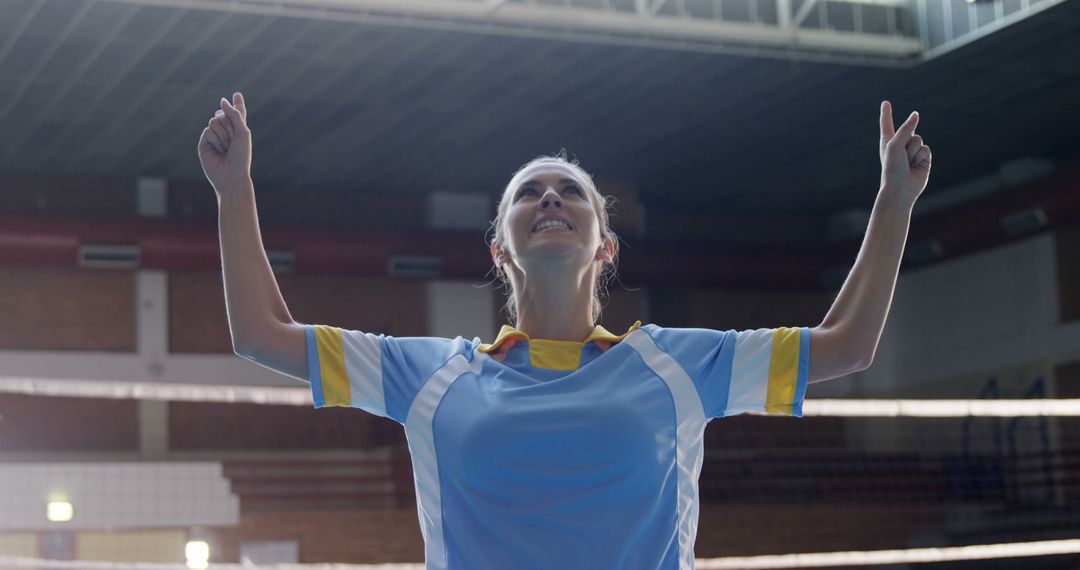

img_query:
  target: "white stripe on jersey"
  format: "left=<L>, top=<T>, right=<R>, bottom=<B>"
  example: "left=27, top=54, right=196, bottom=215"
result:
left=624, top=330, right=707, bottom=570
left=341, top=330, right=386, bottom=416
left=728, top=328, right=774, bottom=416
left=404, top=352, right=488, bottom=570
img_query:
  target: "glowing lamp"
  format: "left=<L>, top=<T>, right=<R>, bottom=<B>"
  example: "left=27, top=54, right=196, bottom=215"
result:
left=46, top=501, right=73, bottom=522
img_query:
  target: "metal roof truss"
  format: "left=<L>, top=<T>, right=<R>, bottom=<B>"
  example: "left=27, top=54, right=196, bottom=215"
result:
left=103, top=0, right=921, bottom=67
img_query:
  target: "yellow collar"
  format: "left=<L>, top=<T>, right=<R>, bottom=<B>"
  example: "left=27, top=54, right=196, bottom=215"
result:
left=477, top=321, right=642, bottom=353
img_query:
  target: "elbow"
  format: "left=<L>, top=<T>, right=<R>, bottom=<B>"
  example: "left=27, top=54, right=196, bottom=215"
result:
left=232, top=343, right=274, bottom=371
left=229, top=326, right=274, bottom=360
left=231, top=339, right=259, bottom=360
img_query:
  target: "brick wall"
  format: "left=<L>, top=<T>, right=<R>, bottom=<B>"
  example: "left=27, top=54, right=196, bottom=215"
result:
left=0, top=394, right=138, bottom=452
left=168, top=271, right=428, bottom=354
left=0, top=267, right=135, bottom=351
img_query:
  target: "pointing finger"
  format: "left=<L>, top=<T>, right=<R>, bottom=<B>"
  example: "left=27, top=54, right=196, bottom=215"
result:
left=220, top=97, right=247, bottom=136
left=233, top=92, right=247, bottom=120
left=219, top=98, right=238, bottom=136
left=880, top=100, right=895, bottom=141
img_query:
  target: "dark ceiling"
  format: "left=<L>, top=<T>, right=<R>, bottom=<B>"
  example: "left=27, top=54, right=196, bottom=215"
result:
left=0, top=0, right=1076, bottom=222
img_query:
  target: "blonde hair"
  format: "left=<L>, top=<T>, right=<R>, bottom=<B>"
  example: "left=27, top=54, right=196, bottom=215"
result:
left=487, top=152, right=620, bottom=326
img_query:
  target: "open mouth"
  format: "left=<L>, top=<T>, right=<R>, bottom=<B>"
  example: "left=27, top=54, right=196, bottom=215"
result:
left=533, top=219, right=572, bottom=232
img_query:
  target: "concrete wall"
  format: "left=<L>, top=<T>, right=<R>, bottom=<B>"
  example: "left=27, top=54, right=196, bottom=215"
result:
left=0, top=462, right=237, bottom=531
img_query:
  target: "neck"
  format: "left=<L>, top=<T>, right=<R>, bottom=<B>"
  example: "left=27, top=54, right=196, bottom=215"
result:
left=511, top=263, right=597, bottom=342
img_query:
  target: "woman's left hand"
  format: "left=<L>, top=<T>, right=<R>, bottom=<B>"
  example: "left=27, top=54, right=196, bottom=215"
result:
left=879, top=100, right=932, bottom=206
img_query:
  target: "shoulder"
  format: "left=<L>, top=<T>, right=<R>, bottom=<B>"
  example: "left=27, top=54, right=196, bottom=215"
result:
left=385, top=334, right=480, bottom=364
left=306, top=325, right=478, bottom=367
left=634, top=324, right=730, bottom=346
left=619, top=325, right=732, bottom=364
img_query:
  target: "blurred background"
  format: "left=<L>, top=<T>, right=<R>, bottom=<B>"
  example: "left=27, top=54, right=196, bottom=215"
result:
left=0, top=0, right=1078, bottom=568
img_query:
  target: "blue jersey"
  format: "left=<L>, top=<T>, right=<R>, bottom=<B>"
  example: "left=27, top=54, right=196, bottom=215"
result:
left=306, top=321, right=810, bottom=569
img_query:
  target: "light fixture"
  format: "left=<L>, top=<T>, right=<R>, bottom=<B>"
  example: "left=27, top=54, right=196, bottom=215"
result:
left=186, top=541, right=210, bottom=570
left=387, top=254, right=444, bottom=278
left=1000, top=206, right=1048, bottom=236
left=78, top=244, right=140, bottom=269
left=46, top=501, right=73, bottom=522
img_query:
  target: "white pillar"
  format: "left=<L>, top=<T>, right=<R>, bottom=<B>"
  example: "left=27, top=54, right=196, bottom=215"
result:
left=136, top=271, right=170, bottom=459
left=427, top=281, right=497, bottom=341
left=426, top=190, right=498, bottom=340
left=139, top=400, right=169, bottom=460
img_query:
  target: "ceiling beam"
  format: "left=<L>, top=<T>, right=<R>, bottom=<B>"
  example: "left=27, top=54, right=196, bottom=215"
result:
left=917, top=0, right=1070, bottom=62
left=98, top=0, right=922, bottom=64
left=792, top=0, right=820, bottom=28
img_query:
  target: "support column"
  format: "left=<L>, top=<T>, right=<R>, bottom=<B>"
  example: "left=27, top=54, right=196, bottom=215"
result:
left=139, top=400, right=170, bottom=460
left=136, top=177, right=170, bottom=460
left=427, top=190, right=497, bottom=340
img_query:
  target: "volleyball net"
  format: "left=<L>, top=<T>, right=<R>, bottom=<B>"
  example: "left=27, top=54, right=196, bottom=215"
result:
left=6, top=537, right=1080, bottom=569
left=2, top=379, right=1080, bottom=569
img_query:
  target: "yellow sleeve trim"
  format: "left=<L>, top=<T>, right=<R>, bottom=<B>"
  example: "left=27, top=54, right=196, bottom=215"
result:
left=765, top=327, right=801, bottom=415
left=314, top=325, right=351, bottom=407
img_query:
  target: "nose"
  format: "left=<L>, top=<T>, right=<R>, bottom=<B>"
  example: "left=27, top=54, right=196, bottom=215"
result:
left=540, top=187, right=562, bottom=209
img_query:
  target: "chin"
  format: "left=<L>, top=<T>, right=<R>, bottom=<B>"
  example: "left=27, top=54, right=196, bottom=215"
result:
left=521, top=244, right=591, bottom=267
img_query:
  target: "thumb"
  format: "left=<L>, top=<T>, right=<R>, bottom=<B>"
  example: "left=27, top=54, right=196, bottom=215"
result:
left=891, top=111, right=919, bottom=146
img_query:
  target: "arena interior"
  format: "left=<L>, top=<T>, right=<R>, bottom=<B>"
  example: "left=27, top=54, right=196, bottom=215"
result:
left=1, top=0, right=1079, bottom=568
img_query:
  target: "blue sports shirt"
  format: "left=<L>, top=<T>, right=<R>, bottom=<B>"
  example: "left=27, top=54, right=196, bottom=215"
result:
left=306, top=321, right=810, bottom=569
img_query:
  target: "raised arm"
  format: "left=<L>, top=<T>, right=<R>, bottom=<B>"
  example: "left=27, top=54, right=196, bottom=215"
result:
left=198, top=92, right=308, bottom=382
left=810, top=100, right=932, bottom=384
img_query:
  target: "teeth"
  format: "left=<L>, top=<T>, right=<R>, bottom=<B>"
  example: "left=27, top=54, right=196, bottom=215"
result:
left=534, top=220, right=570, bottom=232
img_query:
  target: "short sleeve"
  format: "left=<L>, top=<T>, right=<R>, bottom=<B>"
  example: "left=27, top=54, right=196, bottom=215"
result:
left=305, top=325, right=474, bottom=424
left=645, top=325, right=810, bottom=419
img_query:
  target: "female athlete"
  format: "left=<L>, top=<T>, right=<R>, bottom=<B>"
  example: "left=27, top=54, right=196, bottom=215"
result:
left=199, top=92, right=931, bottom=569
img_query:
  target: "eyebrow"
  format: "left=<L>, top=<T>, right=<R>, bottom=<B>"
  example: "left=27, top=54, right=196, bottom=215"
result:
left=518, top=178, right=580, bottom=189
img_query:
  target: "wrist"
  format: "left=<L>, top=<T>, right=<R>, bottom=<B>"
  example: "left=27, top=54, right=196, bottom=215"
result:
left=216, top=177, right=255, bottom=207
left=876, top=185, right=916, bottom=214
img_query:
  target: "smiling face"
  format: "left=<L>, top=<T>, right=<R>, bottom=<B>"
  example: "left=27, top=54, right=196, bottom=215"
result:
left=488, top=156, right=619, bottom=325
left=495, top=162, right=609, bottom=273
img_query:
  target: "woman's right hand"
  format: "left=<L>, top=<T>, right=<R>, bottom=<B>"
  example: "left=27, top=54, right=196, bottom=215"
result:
left=198, top=92, right=252, bottom=196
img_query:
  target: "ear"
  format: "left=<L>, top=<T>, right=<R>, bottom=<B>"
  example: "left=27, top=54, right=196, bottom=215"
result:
left=596, top=236, right=615, bottom=265
left=491, top=242, right=507, bottom=266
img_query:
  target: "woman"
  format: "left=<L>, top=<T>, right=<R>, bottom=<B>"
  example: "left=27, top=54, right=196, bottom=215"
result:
left=199, top=92, right=931, bottom=569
